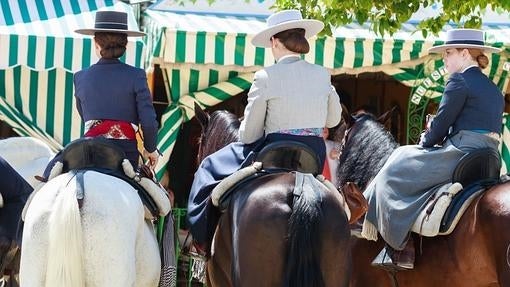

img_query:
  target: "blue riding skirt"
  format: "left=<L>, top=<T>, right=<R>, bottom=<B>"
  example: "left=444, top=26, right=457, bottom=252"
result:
left=0, top=156, right=33, bottom=244
left=187, top=133, right=326, bottom=246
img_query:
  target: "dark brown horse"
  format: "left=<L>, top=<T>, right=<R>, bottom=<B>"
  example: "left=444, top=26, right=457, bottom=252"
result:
left=194, top=105, right=360, bottom=287
left=337, top=111, right=510, bottom=287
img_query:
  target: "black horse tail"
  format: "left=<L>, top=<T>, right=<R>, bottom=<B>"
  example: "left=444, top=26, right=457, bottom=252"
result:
left=284, top=172, right=324, bottom=287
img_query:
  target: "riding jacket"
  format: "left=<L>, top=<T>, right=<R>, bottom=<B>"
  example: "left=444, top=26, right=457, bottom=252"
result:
left=239, top=56, right=342, bottom=144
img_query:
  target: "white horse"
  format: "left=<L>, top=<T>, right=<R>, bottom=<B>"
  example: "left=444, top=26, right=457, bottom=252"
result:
left=0, top=137, right=161, bottom=287
left=0, top=136, right=55, bottom=286
left=0, top=137, right=54, bottom=188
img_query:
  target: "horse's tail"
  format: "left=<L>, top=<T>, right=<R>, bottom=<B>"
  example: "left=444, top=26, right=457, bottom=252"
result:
left=284, top=173, right=325, bottom=287
left=45, top=177, right=85, bottom=287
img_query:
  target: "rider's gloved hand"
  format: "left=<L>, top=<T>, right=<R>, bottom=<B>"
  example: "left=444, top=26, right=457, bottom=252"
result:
left=144, top=149, right=160, bottom=170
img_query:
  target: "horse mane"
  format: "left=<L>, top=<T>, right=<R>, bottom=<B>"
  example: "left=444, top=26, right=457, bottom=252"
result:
left=337, top=114, right=398, bottom=191
left=199, top=110, right=240, bottom=161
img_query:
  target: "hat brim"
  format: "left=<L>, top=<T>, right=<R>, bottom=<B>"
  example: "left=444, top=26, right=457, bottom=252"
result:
left=75, top=28, right=145, bottom=37
left=251, top=19, right=324, bottom=48
left=428, top=43, right=501, bottom=54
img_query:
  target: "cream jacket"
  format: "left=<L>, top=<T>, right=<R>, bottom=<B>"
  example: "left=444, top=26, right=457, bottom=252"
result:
left=239, top=56, right=342, bottom=144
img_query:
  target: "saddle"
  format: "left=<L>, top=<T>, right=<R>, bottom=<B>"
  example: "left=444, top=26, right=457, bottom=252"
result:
left=255, top=140, right=321, bottom=175
left=412, top=148, right=501, bottom=236
left=60, top=137, right=162, bottom=218
left=212, top=140, right=322, bottom=212
left=61, top=137, right=125, bottom=173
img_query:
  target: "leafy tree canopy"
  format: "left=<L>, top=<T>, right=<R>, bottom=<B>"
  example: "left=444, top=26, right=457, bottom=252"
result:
left=271, top=0, right=510, bottom=37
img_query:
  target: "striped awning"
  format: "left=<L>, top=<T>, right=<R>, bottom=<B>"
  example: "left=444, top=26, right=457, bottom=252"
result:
left=144, top=8, right=510, bottom=177
left=0, top=0, right=144, bottom=72
left=0, top=1, right=145, bottom=149
left=0, top=0, right=114, bottom=26
left=145, top=9, right=510, bottom=75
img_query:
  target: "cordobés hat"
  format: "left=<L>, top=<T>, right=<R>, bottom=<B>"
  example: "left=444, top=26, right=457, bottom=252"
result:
left=75, top=11, right=145, bottom=37
left=251, top=10, right=324, bottom=48
left=428, top=28, right=501, bottom=54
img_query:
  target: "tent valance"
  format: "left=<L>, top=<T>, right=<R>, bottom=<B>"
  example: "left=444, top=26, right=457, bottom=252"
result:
left=0, top=0, right=115, bottom=26
left=145, top=9, right=510, bottom=75
left=0, top=1, right=146, bottom=149
left=0, top=1, right=144, bottom=72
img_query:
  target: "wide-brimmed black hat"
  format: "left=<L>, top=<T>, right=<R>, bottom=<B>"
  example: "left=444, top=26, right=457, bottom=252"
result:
left=75, top=11, right=145, bottom=37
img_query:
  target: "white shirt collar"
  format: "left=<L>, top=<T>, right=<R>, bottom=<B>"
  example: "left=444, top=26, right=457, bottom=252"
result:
left=276, top=54, right=301, bottom=63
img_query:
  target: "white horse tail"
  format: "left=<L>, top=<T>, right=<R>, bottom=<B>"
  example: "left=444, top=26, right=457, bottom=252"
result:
left=45, top=176, right=85, bottom=287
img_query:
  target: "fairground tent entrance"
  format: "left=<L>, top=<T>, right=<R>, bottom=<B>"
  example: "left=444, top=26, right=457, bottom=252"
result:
left=143, top=0, right=510, bottom=177
left=0, top=0, right=144, bottom=151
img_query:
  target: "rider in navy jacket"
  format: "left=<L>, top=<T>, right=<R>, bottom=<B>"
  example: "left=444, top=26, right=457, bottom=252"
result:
left=421, top=67, right=503, bottom=147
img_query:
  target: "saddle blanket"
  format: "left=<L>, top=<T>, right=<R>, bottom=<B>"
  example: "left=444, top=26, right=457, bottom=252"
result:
left=411, top=182, right=483, bottom=236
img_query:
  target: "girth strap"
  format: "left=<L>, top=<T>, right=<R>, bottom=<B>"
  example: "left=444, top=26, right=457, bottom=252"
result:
left=293, top=172, right=305, bottom=198
left=75, top=170, right=85, bottom=201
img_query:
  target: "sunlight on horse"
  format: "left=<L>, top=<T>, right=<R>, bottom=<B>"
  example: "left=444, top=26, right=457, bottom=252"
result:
left=0, top=137, right=55, bottom=188
left=2, top=137, right=162, bottom=287
left=195, top=106, right=353, bottom=287
left=338, top=112, right=510, bottom=287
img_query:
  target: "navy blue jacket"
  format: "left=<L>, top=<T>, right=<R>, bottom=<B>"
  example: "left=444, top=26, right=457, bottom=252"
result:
left=422, top=66, right=504, bottom=147
left=0, top=156, right=32, bottom=244
left=74, top=58, right=158, bottom=152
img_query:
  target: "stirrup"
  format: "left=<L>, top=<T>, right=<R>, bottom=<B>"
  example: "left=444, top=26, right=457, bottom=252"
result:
left=371, top=246, right=414, bottom=271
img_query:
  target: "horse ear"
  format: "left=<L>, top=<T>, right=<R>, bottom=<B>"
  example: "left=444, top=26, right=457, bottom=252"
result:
left=341, top=103, right=355, bottom=128
left=377, top=105, right=397, bottom=125
left=194, top=103, right=209, bottom=130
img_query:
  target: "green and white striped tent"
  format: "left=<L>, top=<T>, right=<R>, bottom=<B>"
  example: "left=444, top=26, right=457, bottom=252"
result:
left=0, top=0, right=145, bottom=151
left=144, top=7, right=510, bottom=177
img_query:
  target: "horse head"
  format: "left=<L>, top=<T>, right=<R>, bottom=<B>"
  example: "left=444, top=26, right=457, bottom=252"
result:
left=194, top=103, right=240, bottom=163
left=337, top=109, right=398, bottom=191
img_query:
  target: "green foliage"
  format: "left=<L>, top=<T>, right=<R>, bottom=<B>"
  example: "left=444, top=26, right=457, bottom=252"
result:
left=270, top=0, right=510, bottom=36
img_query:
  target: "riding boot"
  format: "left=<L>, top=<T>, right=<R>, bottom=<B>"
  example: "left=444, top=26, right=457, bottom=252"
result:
left=371, top=238, right=415, bottom=271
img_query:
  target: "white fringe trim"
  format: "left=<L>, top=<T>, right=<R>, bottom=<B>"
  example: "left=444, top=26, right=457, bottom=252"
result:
left=361, top=218, right=378, bottom=241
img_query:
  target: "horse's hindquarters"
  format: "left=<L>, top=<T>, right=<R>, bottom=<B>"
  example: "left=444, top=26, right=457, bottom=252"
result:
left=20, top=171, right=161, bottom=287
left=208, top=173, right=351, bottom=287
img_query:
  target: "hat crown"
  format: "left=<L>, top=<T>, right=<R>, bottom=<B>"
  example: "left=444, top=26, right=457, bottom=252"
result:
left=266, top=10, right=303, bottom=27
left=444, top=29, right=485, bottom=46
left=94, top=11, right=128, bottom=31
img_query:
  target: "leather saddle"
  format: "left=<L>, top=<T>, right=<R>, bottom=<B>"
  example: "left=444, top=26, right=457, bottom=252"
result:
left=216, top=140, right=322, bottom=211
left=451, top=147, right=501, bottom=188
left=61, top=137, right=125, bottom=173
left=60, top=137, right=159, bottom=217
left=255, top=140, right=321, bottom=175
left=438, top=147, right=501, bottom=232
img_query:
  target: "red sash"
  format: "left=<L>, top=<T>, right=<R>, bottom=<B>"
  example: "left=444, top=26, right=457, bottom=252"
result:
left=84, top=120, right=136, bottom=140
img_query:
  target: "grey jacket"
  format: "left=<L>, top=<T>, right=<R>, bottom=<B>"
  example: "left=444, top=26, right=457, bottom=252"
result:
left=239, top=56, right=342, bottom=144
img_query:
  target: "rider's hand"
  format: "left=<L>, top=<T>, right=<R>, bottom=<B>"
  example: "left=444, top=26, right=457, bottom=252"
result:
left=144, top=149, right=160, bottom=170
left=418, top=131, right=427, bottom=146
